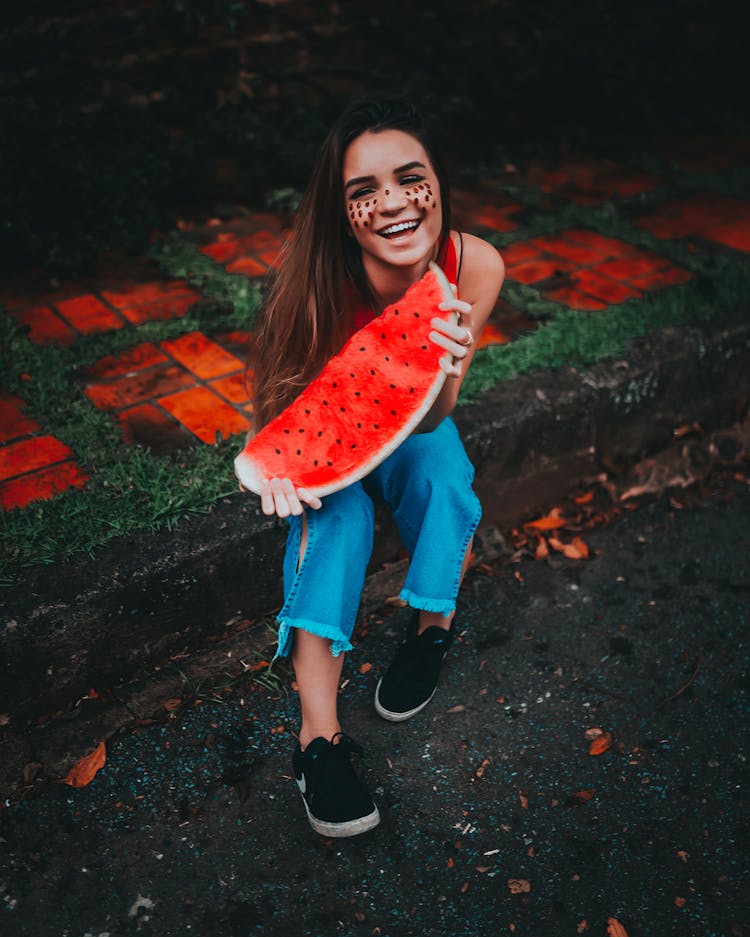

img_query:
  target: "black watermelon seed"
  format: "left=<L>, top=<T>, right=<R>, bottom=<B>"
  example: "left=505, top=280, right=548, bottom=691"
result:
left=373, top=423, right=379, bottom=429
left=296, top=449, right=301, bottom=455
left=374, top=399, right=380, bottom=404
left=314, top=460, right=318, bottom=466
left=381, top=332, right=386, bottom=339
left=350, top=372, right=355, bottom=378
left=340, top=406, right=346, bottom=412
left=284, top=428, right=290, bottom=434
left=404, top=362, right=409, bottom=367
left=323, top=400, right=328, bottom=406
left=332, top=381, right=337, bottom=388
left=355, top=391, right=361, bottom=396
left=414, top=312, right=420, bottom=317
left=360, top=346, right=366, bottom=351
left=317, top=431, right=323, bottom=437
left=336, top=439, right=342, bottom=444
left=409, top=387, right=415, bottom=393
left=391, top=410, right=397, bottom=415
left=327, top=461, right=333, bottom=466
left=385, top=356, right=390, bottom=361
left=275, top=448, right=281, bottom=454
left=389, top=383, right=396, bottom=388
left=421, top=345, right=427, bottom=350
left=298, top=428, right=304, bottom=433
left=370, top=369, right=376, bottom=376
left=394, top=309, right=399, bottom=315
left=350, top=443, right=356, bottom=449
left=356, top=422, right=362, bottom=428
left=305, top=409, right=310, bottom=414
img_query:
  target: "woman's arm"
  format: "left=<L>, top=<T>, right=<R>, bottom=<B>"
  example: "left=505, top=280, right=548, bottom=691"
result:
left=416, top=233, right=505, bottom=431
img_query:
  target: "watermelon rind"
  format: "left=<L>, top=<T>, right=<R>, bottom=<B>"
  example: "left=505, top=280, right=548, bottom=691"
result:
left=235, top=261, right=455, bottom=499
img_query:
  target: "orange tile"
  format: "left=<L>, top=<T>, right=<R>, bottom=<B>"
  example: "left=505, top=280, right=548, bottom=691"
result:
left=529, top=234, right=609, bottom=266
left=565, top=230, right=638, bottom=258
left=476, top=323, right=510, bottom=349
left=703, top=219, right=750, bottom=254
left=85, top=364, right=194, bottom=411
left=225, top=256, right=268, bottom=277
left=258, top=249, right=283, bottom=269
left=591, top=252, right=673, bottom=281
left=0, top=435, right=74, bottom=482
left=201, top=239, right=240, bottom=263
left=630, top=266, right=694, bottom=291
left=160, top=332, right=245, bottom=380
left=79, top=342, right=169, bottom=381
left=492, top=299, right=538, bottom=336
left=120, top=294, right=197, bottom=325
left=570, top=270, right=642, bottom=305
left=118, top=403, right=190, bottom=453
left=245, top=230, right=285, bottom=252
left=502, top=242, right=543, bottom=267
left=507, top=259, right=574, bottom=285
left=209, top=373, right=253, bottom=406
left=543, top=287, right=608, bottom=311
left=158, top=386, right=249, bottom=444
left=0, top=393, right=41, bottom=442
left=0, top=460, right=88, bottom=510
left=11, top=305, right=78, bottom=345
left=101, top=280, right=198, bottom=310
left=54, top=294, right=124, bottom=334
left=213, top=330, right=255, bottom=360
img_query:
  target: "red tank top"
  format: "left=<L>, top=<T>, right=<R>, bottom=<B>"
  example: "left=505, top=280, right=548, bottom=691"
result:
left=349, top=234, right=459, bottom=336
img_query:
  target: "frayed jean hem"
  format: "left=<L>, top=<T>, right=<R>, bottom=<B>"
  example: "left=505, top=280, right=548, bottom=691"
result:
left=274, top=617, right=355, bottom=661
left=399, top=587, right=456, bottom=616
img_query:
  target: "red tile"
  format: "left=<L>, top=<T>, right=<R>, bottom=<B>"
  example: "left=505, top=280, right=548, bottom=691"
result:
left=0, top=393, right=41, bottom=442
left=201, top=239, right=240, bottom=263
left=469, top=204, right=521, bottom=232
left=492, top=299, right=538, bottom=337
left=160, top=332, right=245, bottom=380
left=11, top=305, right=78, bottom=345
left=703, top=219, right=750, bottom=254
left=0, top=435, right=74, bottom=482
left=543, top=287, right=608, bottom=311
left=507, top=259, right=574, bottom=285
left=604, top=171, right=659, bottom=198
left=209, top=373, right=252, bottom=406
left=476, top=323, right=510, bottom=349
left=244, top=230, right=285, bottom=252
left=118, top=403, right=190, bottom=453
left=635, top=195, right=749, bottom=240
left=570, top=271, right=642, bottom=305
left=158, top=386, right=249, bottom=444
left=591, top=252, right=672, bottom=281
left=101, top=280, right=198, bottom=311
left=258, top=249, right=283, bottom=269
left=502, top=242, right=543, bottom=267
left=79, top=342, right=169, bottom=381
left=212, top=330, right=254, bottom=360
left=54, top=294, right=124, bottom=334
left=565, top=230, right=638, bottom=257
left=529, top=235, right=609, bottom=266
left=85, top=364, right=194, bottom=411
left=225, top=256, right=268, bottom=277
left=0, top=460, right=88, bottom=510
left=629, top=266, right=694, bottom=291
left=120, top=294, right=197, bottom=325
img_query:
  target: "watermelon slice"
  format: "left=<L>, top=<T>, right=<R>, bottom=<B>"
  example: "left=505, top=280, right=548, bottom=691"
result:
left=234, top=261, right=455, bottom=498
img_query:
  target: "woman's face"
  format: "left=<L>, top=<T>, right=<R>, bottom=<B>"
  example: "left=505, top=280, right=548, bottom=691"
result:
left=342, top=129, right=443, bottom=271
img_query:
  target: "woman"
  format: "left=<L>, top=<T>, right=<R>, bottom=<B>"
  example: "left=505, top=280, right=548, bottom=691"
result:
left=239, top=98, right=505, bottom=837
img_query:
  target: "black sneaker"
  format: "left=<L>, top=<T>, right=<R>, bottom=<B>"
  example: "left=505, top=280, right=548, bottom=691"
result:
left=374, top=612, right=456, bottom=722
left=292, top=733, right=380, bottom=837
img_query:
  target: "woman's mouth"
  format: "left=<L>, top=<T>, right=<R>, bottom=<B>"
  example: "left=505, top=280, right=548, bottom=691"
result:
left=378, top=219, right=422, bottom=239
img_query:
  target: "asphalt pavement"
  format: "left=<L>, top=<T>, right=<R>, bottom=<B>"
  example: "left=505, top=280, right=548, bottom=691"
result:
left=1, top=479, right=748, bottom=937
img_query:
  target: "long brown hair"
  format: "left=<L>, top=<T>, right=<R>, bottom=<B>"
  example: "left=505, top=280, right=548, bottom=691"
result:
left=251, top=97, right=453, bottom=431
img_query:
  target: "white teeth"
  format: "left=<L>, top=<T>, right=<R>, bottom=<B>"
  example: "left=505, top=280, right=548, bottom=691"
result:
left=381, top=221, right=420, bottom=236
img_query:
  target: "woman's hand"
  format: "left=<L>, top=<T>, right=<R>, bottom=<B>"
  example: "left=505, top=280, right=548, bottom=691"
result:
left=429, top=286, right=474, bottom=379
left=238, top=477, right=322, bottom=517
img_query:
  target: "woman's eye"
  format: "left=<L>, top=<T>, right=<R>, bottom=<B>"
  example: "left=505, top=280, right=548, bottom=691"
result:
left=400, top=175, right=425, bottom=186
left=349, top=187, right=374, bottom=200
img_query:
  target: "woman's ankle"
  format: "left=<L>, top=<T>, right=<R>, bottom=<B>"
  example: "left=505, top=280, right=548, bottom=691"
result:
left=299, top=723, right=342, bottom=751
left=417, top=609, right=454, bottom=634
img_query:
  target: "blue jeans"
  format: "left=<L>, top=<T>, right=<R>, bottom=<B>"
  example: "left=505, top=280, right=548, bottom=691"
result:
left=275, top=417, right=482, bottom=659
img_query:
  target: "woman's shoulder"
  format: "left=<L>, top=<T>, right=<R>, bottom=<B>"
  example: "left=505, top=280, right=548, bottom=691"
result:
left=451, top=230, right=505, bottom=295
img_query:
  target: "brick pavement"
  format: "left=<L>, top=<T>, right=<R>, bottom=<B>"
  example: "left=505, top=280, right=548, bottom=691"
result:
left=2, top=153, right=749, bottom=511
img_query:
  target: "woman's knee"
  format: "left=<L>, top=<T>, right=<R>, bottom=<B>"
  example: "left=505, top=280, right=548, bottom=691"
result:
left=315, top=483, right=375, bottom=547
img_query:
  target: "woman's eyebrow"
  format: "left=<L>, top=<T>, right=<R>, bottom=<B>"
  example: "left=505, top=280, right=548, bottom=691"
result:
left=344, top=161, right=427, bottom=192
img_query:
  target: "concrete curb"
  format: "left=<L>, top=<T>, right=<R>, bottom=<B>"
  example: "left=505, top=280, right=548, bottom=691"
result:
left=2, top=311, right=748, bottom=720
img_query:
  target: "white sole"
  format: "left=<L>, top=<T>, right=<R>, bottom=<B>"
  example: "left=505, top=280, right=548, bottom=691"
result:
left=299, top=794, right=381, bottom=838
left=374, top=678, right=437, bottom=722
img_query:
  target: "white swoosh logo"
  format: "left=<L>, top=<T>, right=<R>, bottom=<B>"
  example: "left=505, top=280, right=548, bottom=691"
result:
left=297, top=773, right=307, bottom=795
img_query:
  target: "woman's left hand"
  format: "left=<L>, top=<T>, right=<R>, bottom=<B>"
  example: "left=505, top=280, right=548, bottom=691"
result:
left=429, top=287, right=474, bottom=379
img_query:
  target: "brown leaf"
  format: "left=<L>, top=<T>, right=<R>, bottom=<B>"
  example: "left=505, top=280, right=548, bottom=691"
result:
left=589, top=732, right=613, bottom=756
left=518, top=791, right=529, bottom=809
left=674, top=897, right=686, bottom=908
left=446, top=705, right=465, bottom=714
left=359, top=662, right=373, bottom=675
left=507, top=878, right=531, bottom=894
left=607, top=917, right=629, bottom=937
left=548, top=536, right=565, bottom=552
left=574, top=491, right=594, bottom=505
left=563, top=537, right=590, bottom=560
left=524, top=510, right=566, bottom=531
left=535, top=538, right=550, bottom=560
left=163, top=698, right=183, bottom=712
left=63, top=741, right=106, bottom=788
left=577, top=920, right=589, bottom=934
left=585, top=727, right=603, bottom=741
left=572, top=789, right=596, bottom=802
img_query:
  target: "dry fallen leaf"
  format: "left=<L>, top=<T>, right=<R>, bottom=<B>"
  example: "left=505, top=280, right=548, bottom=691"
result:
left=674, top=897, right=686, bottom=908
left=518, top=791, right=529, bottom=810
left=585, top=727, right=603, bottom=741
left=577, top=920, right=589, bottom=934
left=524, top=510, right=566, bottom=531
left=563, top=537, right=590, bottom=560
left=535, top=538, right=550, bottom=560
left=548, top=536, right=565, bottom=552
left=63, top=741, right=106, bottom=788
left=446, top=705, right=465, bottom=714
left=507, top=878, right=531, bottom=894
left=589, top=732, right=613, bottom=756
left=574, top=491, right=594, bottom=505
left=359, top=662, right=372, bottom=675
left=572, top=789, right=596, bottom=802
left=163, top=698, right=183, bottom=712
left=607, top=917, right=629, bottom=937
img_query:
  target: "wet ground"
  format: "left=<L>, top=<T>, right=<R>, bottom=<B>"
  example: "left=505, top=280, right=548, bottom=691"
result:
left=1, top=481, right=749, bottom=936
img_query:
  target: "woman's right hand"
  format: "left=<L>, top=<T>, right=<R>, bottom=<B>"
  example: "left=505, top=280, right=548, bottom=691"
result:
left=238, top=477, right=322, bottom=517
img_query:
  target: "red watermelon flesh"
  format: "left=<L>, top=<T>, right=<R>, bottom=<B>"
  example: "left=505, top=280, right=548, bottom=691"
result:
left=234, top=261, right=455, bottom=498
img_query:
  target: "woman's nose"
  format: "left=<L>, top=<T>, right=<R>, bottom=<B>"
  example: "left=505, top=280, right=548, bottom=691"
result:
left=379, top=187, right=407, bottom=213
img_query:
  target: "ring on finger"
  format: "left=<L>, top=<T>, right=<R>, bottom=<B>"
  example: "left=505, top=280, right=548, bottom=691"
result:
left=457, top=327, right=474, bottom=347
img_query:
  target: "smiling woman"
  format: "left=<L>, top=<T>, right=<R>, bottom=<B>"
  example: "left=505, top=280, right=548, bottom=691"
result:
left=239, top=97, right=504, bottom=838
